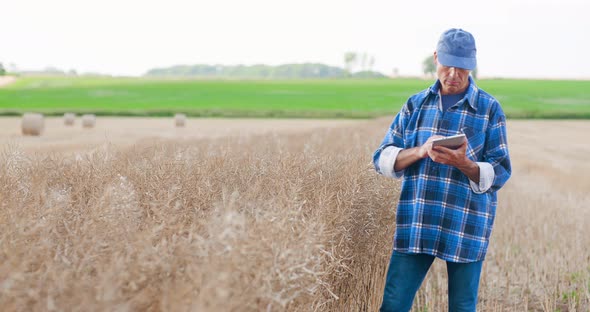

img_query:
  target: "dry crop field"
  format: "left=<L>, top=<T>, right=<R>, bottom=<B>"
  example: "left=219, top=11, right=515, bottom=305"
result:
left=0, top=117, right=588, bottom=311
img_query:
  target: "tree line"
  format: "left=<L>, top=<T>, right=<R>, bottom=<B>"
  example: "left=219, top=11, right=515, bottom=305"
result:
left=144, top=63, right=387, bottom=79
left=2, top=56, right=479, bottom=79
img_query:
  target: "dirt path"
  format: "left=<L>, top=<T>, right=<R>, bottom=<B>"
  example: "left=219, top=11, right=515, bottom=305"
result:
left=505, top=119, right=590, bottom=193
left=0, top=116, right=365, bottom=154
left=5, top=116, right=589, bottom=166
left=0, top=76, right=16, bottom=87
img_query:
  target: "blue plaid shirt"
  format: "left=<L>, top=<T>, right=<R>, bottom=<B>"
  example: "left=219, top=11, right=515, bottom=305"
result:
left=373, top=77, right=511, bottom=263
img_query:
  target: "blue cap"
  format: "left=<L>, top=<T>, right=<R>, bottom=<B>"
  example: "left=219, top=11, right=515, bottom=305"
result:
left=436, top=28, right=477, bottom=70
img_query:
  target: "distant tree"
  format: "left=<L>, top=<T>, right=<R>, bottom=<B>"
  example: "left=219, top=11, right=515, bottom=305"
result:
left=422, top=55, right=435, bottom=77
left=369, top=55, right=375, bottom=72
left=145, top=63, right=349, bottom=79
left=43, top=67, right=65, bottom=75
left=360, top=52, right=368, bottom=71
left=352, top=70, right=387, bottom=79
left=0, top=63, right=5, bottom=76
left=344, top=52, right=357, bottom=74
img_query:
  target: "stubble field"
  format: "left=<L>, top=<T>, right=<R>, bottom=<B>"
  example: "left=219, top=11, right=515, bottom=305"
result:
left=0, top=117, right=588, bottom=311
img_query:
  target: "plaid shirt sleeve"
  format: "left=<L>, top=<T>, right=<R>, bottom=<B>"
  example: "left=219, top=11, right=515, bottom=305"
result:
left=481, top=100, right=511, bottom=193
left=372, top=98, right=414, bottom=177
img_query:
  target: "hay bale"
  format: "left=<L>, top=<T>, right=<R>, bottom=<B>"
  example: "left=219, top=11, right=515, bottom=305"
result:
left=64, top=113, right=76, bottom=126
left=175, top=113, right=186, bottom=127
left=81, top=114, right=96, bottom=128
left=21, top=113, right=45, bottom=136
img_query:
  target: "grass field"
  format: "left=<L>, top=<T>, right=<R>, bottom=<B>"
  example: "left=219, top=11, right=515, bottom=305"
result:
left=1, top=76, right=589, bottom=118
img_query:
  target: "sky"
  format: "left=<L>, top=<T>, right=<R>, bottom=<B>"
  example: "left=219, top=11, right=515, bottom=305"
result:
left=2, top=0, right=589, bottom=79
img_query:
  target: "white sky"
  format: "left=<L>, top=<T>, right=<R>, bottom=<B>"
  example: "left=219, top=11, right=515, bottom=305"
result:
left=2, top=0, right=589, bottom=79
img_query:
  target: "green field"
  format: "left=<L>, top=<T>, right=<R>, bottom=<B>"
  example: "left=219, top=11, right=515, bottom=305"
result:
left=1, top=76, right=589, bottom=118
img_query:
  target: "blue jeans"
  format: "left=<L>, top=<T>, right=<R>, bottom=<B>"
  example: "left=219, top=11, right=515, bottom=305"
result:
left=380, top=251, right=483, bottom=312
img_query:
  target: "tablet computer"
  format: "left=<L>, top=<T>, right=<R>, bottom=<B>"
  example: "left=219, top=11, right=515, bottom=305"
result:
left=432, top=134, right=466, bottom=149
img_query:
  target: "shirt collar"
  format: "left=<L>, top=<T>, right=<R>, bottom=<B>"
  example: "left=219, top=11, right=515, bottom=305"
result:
left=428, top=76, right=479, bottom=110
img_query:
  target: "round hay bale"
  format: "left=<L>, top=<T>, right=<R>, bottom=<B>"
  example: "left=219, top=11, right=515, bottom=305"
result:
left=64, top=113, right=76, bottom=126
left=21, top=113, right=45, bottom=136
left=81, top=114, right=96, bottom=128
left=175, top=113, right=186, bottom=127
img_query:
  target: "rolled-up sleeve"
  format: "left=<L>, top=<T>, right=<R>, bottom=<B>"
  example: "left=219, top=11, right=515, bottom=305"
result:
left=373, top=101, right=411, bottom=179
left=469, top=162, right=495, bottom=193
left=377, top=146, right=405, bottom=178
